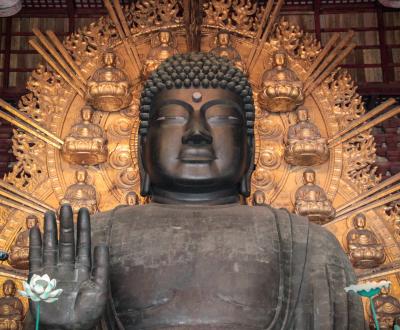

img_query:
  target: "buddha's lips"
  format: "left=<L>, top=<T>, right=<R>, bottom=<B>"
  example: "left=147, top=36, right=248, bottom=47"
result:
left=178, top=146, right=216, bottom=163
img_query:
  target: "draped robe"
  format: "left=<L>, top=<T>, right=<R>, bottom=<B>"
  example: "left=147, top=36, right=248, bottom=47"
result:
left=91, top=203, right=365, bottom=330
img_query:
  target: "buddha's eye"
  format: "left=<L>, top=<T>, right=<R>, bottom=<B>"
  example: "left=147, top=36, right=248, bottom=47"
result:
left=155, top=105, right=188, bottom=124
left=206, top=105, right=242, bottom=124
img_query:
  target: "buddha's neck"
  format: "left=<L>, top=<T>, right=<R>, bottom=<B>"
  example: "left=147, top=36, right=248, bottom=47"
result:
left=151, top=186, right=240, bottom=205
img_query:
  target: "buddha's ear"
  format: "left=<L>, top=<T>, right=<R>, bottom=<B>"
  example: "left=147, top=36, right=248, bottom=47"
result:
left=240, top=136, right=254, bottom=198
left=138, top=135, right=151, bottom=197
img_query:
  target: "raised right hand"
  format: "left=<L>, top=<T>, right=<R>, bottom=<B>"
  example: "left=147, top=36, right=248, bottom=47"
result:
left=29, top=204, right=109, bottom=330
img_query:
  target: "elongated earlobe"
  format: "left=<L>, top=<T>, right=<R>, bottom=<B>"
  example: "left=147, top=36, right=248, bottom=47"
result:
left=140, top=172, right=151, bottom=196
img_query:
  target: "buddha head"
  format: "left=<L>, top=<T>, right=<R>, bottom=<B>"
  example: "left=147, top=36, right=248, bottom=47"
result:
left=252, top=190, right=266, bottom=206
left=217, top=31, right=230, bottom=47
left=353, top=213, right=367, bottom=229
left=303, top=168, right=316, bottom=185
left=159, top=31, right=172, bottom=45
left=297, top=107, right=309, bottom=122
left=26, top=214, right=38, bottom=230
left=139, top=53, right=255, bottom=203
left=81, top=106, right=93, bottom=122
left=273, top=50, right=287, bottom=69
left=2, top=280, right=15, bottom=297
left=381, top=282, right=391, bottom=296
left=103, top=51, right=117, bottom=68
left=125, top=191, right=139, bottom=205
left=76, top=169, right=88, bottom=184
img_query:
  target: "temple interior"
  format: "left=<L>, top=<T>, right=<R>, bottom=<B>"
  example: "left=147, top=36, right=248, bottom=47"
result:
left=0, top=0, right=399, bottom=329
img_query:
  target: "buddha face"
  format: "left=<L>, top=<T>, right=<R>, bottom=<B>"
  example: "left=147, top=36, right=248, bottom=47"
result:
left=217, top=32, right=230, bottom=47
left=103, top=52, right=116, bottom=67
left=142, top=88, right=249, bottom=196
left=253, top=190, right=265, bottom=205
left=3, top=281, right=15, bottom=297
left=274, top=51, right=287, bottom=67
left=303, top=169, right=316, bottom=184
left=297, top=108, right=308, bottom=122
left=159, top=31, right=171, bottom=45
left=76, top=169, right=87, bottom=183
left=353, top=213, right=366, bottom=229
left=381, top=285, right=390, bottom=295
left=26, top=215, right=38, bottom=229
left=126, top=192, right=139, bottom=205
left=81, top=107, right=93, bottom=121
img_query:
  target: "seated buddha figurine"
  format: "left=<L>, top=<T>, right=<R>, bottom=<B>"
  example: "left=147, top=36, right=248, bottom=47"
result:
left=62, top=105, right=108, bottom=166
left=294, top=168, right=335, bottom=224
left=60, top=168, right=97, bottom=215
left=143, top=30, right=178, bottom=78
left=87, top=51, right=132, bottom=112
left=258, top=50, right=304, bottom=113
left=284, top=107, right=329, bottom=166
left=210, top=31, right=244, bottom=71
left=28, top=53, right=363, bottom=330
left=8, top=215, right=38, bottom=270
left=371, top=284, right=400, bottom=329
left=0, top=280, right=23, bottom=330
left=346, top=213, right=385, bottom=269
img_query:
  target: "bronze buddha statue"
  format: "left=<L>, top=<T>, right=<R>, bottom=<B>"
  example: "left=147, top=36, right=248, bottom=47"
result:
left=62, top=105, right=108, bottom=166
left=371, top=284, right=400, bottom=329
left=28, top=53, right=363, bottom=329
left=346, top=213, right=385, bottom=269
left=294, top=168, right=336, bottom=224
left=8, top=215, right=38, bottom=270
left=284, top=107, right=329, bottom=166
left=0, top=280, right=23, bottom=330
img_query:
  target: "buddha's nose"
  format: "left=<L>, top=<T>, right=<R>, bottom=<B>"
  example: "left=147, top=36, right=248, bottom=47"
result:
left=182, top=123, right=213, bottom=145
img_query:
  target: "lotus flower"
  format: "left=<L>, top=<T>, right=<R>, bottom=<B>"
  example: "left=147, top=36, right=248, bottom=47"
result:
left=345, top=280, right=391, bottom=330
left=19, top=274, right=62, bottom=303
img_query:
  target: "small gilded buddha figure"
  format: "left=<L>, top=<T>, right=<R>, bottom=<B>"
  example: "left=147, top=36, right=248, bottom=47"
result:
left=210, top=31, right=243, bottom=70
left=0, top=280, right=23, bottom=330
left=87, top=51, right=132, bottom=112
left=143, top=30, right=178, bottom=78
left=60, top=168, right=97, bottom=215
left=371, top=284, right=400, bottom=329
left=252, top=190, right=266, bottom=206
left=294, top=168, right=335, bottom=224
left=62, top=106, right=108, bottom=166
left=125, top=191, right=139, bottom=206
left=346, top=213, right=385, bottom=269
left=258, top=50, right=304, bottom=113
left=8, top=215, right=38, bottom=270
left=284, top=107, right=329, bottom=166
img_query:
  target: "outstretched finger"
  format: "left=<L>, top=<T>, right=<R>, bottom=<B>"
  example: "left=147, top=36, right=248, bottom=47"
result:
left=92, top=245, right=109, bottom=287
left=76, top=208, right=91, bottom=270
left=43, top=211, right=58, bottom=267
left=29, top=226, right=42, bottom=275
left=59, top=204, right=75, bottom=265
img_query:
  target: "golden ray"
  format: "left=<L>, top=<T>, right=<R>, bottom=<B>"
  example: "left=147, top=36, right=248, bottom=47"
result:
left=45, top=30, right=86, bottom=83
left=247, top=0, right=284, bottom=73
left=0, top=188, right=48, bottom=214
left=0, top=180, right=55, bottom=212
left=246, top=0, right=274, bottom=72
left=303, top=33, right=340, bottom=80
left=32, top=28, right=86, bottom=92
left=103, top=0, right=141, bottom=74
left=0, top=99, right=63, bottom=146
left=329, top=98, right=396, bottom=144
left=336, top=172, right=400, bottom=213
left=0, top=195, right=43, bottom=217
left=329, top=105, right=400, bottom=148
left=336, top=182, right=400, bottom=217
left=326, top=192, right=400, bottom=225
left=29, top=39, right=85, bottom=97
left=305, top=42, right=356, bottom=95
